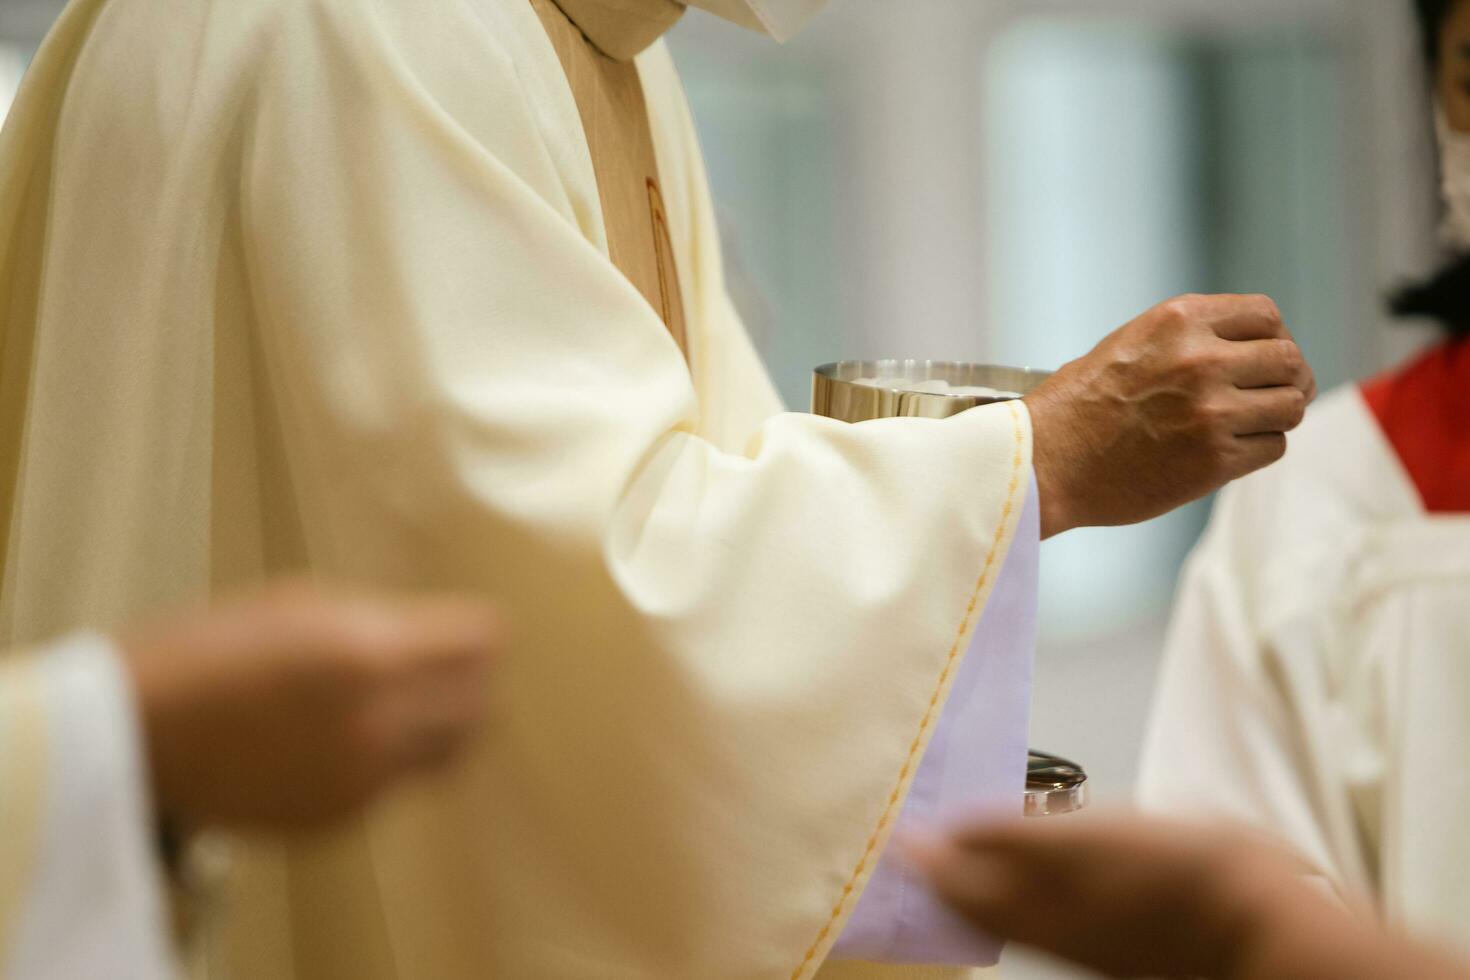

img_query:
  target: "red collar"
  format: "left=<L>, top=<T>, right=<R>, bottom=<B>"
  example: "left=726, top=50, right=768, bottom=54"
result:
left=1361, top=340, right=1470, bottom=513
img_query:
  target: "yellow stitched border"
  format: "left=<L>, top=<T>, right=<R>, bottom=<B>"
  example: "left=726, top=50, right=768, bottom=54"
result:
left=790, top=402, right=1026, bottom=980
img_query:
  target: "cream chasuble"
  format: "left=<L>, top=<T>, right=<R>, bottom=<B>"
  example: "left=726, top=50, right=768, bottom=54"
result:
left=1140, top=383, right=1470, bottom=958
left=0, top=0, right=1029, bottom=977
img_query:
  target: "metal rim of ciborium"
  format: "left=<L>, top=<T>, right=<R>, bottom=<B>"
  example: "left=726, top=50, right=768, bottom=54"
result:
left=812, top=360, right=1053, bottom=423
left=1025, top=751, right=1089, bottom=817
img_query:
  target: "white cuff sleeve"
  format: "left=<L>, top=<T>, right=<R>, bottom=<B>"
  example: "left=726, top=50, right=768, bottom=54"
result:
left=4, top=635, right=178, bottom=980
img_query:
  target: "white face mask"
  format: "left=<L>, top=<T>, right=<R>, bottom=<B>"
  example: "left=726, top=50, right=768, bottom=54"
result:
left=683, top=0, right=828, bottom=41
left=1436, top=106, right=1470, bottom=251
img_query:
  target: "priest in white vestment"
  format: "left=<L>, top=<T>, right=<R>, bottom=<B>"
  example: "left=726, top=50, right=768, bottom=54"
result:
left=0, top=0, right=1314, bottom=976
left=1140, top=0, right=1470, bottom=956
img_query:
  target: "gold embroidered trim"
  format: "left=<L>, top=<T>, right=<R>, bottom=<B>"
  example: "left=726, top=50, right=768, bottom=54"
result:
left=790, top=402, right=1027, bottom=979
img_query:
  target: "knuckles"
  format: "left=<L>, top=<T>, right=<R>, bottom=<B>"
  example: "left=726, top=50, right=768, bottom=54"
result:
left=1263, top=338, right=1305, bottom=378
left=1170, top=349, right=1220, bottom=387
left=1284, top=389, right=1308, bottom=429
left=1278, top=339, right=1304, bottom=370
left=1195, top=400, right=1234, bottom=432
left=1246, top=293, right=1283, bottom=323
left=1155, top=295, right=1202, bottom=329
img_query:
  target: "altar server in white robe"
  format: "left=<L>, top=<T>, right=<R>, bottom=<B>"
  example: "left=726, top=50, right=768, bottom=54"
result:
left=1140, top=0, right=1470, bottom=957
left=0, top=0, right=1313, bottom=976
left=1, top=586, right=499, bottom=980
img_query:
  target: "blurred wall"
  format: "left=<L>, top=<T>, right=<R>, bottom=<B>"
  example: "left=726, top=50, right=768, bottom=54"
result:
left=0, top=0, right=57, bottom=46
left=0, top=40, right=23, bottom=111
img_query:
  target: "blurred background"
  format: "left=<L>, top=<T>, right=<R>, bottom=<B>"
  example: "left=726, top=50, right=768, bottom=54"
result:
left=666, top=5, right=1439, bottom=972
left=0, top=1, right=1444, bottom=975
left=678, top=0, right=1438, bottom=790
left=669, top=10, right=1439, bottom=975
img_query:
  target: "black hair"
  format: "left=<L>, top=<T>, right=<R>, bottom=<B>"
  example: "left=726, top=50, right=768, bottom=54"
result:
left=1389, top=258, right=1470, bottom=336
left=1414, top=0, right=1455, bottom=67
left=1389, top=0, right=1470, bottom=337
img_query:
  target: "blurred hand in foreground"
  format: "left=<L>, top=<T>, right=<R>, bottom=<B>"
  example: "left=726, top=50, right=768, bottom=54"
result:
left=121, top=583, right=502, bottom=832
left=911, top=813, right=1467, bottom=980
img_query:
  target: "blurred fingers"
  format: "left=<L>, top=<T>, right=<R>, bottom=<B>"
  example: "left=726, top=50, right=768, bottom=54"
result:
left=391, top=647, right=494, bottom=773
left=395, top=716, right=477, bottom=774
left=904, top=835, right=1025, bottom=929
left=336, top=595, right=504, bottom=786
left=371, top=596, right=505, bottom=672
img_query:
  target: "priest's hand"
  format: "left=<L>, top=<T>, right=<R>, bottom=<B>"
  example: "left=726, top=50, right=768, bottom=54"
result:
left=910, top=814, right=1469, bottom=980
left=1024, top=293, right=1315, bottom=538
left=120, top=584, right=501, bottom=832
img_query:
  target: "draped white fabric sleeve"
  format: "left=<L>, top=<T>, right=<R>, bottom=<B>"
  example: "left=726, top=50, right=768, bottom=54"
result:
left=1, top=636, right=176, bottom=980
left=1136, top=510, right=1345, bottom=880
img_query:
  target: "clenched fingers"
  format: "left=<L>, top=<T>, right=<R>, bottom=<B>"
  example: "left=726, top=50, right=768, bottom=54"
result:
left=354, top=596, right=504, bottom=673
left=1200, top=294, right=1286, bottom=342
left=1232, top=431, right=1290, bottom=472
left=1224, top=387, right=1309, bottom=436
left=1225, top=337, right=1314, bottom=396
left=914, top=843, right=1024, bottom=929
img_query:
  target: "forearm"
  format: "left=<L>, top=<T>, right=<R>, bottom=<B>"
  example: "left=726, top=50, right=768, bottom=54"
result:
left=1022, top=386, right=1084, bottom=540
left=1233, top=919, right=1467, bottom=980
left=1222, top=877, right=1468, bottom=980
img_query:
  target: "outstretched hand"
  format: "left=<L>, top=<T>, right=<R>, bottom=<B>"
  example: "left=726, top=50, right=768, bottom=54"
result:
left=910, top=813, right=1467, bottom=980
left=122, top=583, right=503, bottom=832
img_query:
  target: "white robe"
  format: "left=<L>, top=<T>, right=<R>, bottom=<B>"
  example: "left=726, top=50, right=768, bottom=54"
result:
left=0, top=636, right=176, bottom=980
left=1139, top=385, right=1470, bottom=955
left=0, top=0, right=1029, bottom=977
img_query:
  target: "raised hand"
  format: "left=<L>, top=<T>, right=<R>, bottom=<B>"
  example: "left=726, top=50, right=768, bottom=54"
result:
left=1025, top=294, right=1315, bottom=538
